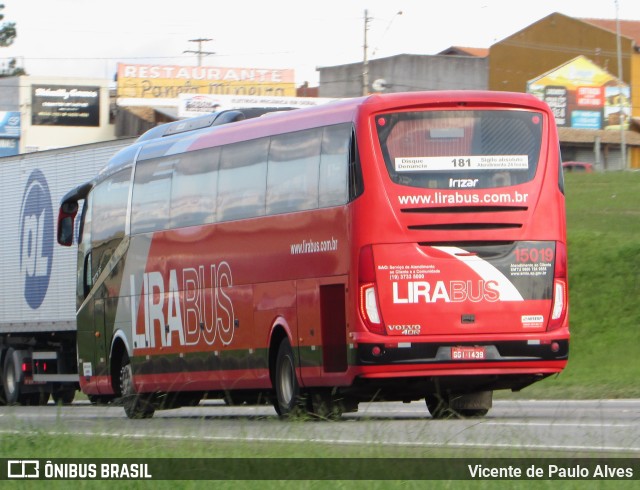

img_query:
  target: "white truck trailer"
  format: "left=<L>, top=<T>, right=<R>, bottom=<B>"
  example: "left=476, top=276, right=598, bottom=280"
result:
left=0, top=139, right=133, bottom=405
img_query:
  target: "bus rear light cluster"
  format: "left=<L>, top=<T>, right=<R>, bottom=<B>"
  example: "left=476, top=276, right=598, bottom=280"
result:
left=548, top=242, right=568, bottom=331
left=359, top=283, right=385, bottom=334
left=359, top=246, right=386, bottom=335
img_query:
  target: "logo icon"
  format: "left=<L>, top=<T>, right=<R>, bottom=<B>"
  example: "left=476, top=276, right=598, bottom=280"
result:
left=7, top=460, right=40, bottom=479
left=20, top=169, right=53, bottom=309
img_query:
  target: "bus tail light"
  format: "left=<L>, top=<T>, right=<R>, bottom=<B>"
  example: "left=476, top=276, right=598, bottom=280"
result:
left=548, top=242, right=568, bottom=331
left=359, top=246, right=386, bottom=335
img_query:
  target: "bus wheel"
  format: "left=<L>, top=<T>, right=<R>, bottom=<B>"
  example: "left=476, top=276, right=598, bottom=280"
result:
left=425, top=394, right=455, bottom=419
left=451, top=391, right=492, bottom=418
left=274, top=338, right=303, bottom=418
left=426, top=391, right=492, bottom=419
left=119, top=355, right=155, bottom=419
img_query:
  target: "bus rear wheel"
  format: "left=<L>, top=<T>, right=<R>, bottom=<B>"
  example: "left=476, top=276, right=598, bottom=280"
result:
left=273, top=338, right=303, bottom=418
left=119, top=354, right=155, bottom=419
left=426, top=391, right=492, bottom=419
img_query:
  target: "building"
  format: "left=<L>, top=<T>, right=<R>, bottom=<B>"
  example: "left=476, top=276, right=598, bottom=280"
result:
left=317, top=12, right=640, bottom=169
left=0, top=76, right=115, bottom=154
left=489, top=12, right=640, bottom=168
left=318, top=53, right=488, bottom=98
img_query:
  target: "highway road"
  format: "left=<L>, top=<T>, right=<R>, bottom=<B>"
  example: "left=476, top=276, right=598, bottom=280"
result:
left=1, top=399, right=638, bottom=456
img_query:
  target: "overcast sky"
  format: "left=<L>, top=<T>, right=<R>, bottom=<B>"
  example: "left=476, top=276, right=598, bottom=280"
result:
left=2, top=0, right=640, bottom=85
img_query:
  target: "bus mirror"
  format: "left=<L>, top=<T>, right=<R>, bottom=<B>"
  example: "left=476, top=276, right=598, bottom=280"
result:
left=57, top=201, right=78, bottom=247
left=61, top=201, right=78, bottom=215
left=57, top=215, right=75, bottom=246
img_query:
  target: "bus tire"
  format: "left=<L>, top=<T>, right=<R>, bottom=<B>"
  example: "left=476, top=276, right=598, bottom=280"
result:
left=2, top=349, right=20, bottom=405
left=426, top=391, right=492, bottom=419
left=119, top=354, right=155, bottom=419
left=425, top=394, right=455, bottom=419
left=451, top=391, right=492, bottom=418
left=273, top=338, right=303, bottom=418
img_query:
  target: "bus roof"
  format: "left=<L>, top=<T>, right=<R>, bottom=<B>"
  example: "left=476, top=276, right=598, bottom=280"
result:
left=99, top=91, right=550, bottom=184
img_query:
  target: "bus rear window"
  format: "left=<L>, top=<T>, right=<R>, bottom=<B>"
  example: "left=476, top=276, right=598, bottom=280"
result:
left=376, top=110, right=543, bottom=189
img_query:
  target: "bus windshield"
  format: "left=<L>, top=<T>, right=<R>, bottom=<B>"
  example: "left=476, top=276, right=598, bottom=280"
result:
left=375, top=109, right=543, bottom=189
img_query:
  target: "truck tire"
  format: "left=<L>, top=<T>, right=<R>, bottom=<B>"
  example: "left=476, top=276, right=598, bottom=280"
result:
left=2, top=349, right=20, bottom=405
left=53, top=388, right=76, bottom=405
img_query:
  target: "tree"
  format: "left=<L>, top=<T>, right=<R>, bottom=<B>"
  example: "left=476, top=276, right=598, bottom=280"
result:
left=0, top=4, right=15, bottom=47
left=0, top=3, right=24, bottom=76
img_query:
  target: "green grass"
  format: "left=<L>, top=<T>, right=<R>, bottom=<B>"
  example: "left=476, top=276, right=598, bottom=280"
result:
left=509, top=171, right=640, bottom=399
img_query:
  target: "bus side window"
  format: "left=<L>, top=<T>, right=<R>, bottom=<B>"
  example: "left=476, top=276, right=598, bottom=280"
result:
left=267, top=128, right=321, bottom=215
left=131, top=157, right=174, bottom=234
left=217, top=138, right=269, bottom=222
left=77, top=193, right=93, bottom=303
left=83, top=251, right=93, bottom=298
left=170, top=147, right=219, bottom=228
left=320, top=123, right=351, bottom=207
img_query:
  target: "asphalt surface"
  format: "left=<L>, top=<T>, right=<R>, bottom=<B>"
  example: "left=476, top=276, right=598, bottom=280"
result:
left=1, top=399, right=638, bottom=455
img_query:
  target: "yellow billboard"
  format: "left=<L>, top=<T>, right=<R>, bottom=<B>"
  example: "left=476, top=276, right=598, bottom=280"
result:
left=117, top=63, right=296, bottom=99
left=527, top=56, right=631, bottom=130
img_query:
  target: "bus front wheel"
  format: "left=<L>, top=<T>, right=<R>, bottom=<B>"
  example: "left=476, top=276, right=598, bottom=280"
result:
left=119, top=354, right=155, bottom=419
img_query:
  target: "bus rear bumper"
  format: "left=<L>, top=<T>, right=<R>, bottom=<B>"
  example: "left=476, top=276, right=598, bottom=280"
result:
left=343, top=338, right=569, bottom=397
left=355, top=338, right=569, bottom=367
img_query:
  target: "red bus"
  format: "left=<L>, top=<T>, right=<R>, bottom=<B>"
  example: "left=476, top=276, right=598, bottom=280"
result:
left=57, top=92, right=569, bottom=419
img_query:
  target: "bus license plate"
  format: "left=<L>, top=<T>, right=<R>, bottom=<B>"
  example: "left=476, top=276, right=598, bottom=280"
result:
left=451, top=346, right=486, bottom=360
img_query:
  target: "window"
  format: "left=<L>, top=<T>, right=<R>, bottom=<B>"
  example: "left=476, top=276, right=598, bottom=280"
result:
left=320, top=124, right=350, bottom=207
left=217, top=138, right=269, bottom=222
left=267, top=128, right=321, bottom=214
left=170, top=147, right=219, bottom=228
left=128, top=123, right=353, bottom=233
left=91, top=169, right=130, bottom=244
left=131, top=157, right=174, bottom=234
left=377, top=110, right=542, bottom=189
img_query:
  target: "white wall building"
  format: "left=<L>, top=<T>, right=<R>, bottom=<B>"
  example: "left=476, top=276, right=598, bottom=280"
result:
left=0, top=76, right=115, bottom=154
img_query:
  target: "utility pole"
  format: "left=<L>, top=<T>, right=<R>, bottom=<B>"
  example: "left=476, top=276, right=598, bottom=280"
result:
left=362, top=9, right=371, bottom=96
left=615, top=0, right=627, bottom=169
left=184, top=38, right=215, bottom=66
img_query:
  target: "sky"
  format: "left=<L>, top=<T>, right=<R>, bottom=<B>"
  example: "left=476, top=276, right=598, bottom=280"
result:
left=2, top=0, right=640, bottom=86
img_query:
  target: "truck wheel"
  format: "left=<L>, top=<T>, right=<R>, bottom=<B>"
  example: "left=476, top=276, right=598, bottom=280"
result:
left=119, top=354, right=155, bottom=419
left=19, top=392, right=49, bottom=406
left=2, top=349, right=20, bottom=405
left=273, top=338, right=303, bottom=418
left=53, top=389, right=76, bottom=405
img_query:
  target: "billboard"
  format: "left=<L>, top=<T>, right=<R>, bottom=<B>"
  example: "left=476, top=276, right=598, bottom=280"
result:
left=0, top=111, right=20, bottom=138
left=176, top=93, right=337, bottom=118
left=0, top=138, right=19, bottom=157
left=527, top=56, right=631, bottom=130
left=31, top=85, right=101, bottom=127
left=117, top=63, right=296, bottom=99
left=0, top=112, right=20, bottom=156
